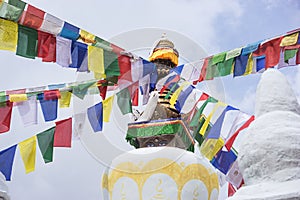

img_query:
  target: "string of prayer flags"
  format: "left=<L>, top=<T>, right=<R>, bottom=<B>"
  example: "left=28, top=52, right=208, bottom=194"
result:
left=87, top=102, right=103, bottom=132
left=0, top=1, right=23, bottom=22
left=18, top=4, right=45, bottom=29
left=16, top=24, right=38, bottom=59
left=19, top=136, right=37, bottom=174
left=0, top=145, right=17, bottom=181
left=0, top=18, right=18, bottom=51
left=54, top=118, right=72, bottom=147
left=59, top=22, right=79, bottom=41
left=37, top=93, right=58, bottom=122
left=0, top=101, right=13, bottom=134
left=37, top=127, right=55, bottom=163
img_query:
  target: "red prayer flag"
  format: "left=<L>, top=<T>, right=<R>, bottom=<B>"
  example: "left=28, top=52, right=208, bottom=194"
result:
left=0, top=101, right=13, bottom=134
left=197, top=57, right=210, bottom=82
left=228, top=183, right=236, bottom=197
left=54, top=118, right=72, bottom=147
left=296, top=48, right=300, bottom=65
left=44, top=90, right=61, bottom=100
left=253, top=37, right=283, bottom=69
left=225, top=115, right=255, bottom=150
left=37, top=31, right=56, bottom=62
left=128, top=82, right=139, bottom=106
left=19, top=5, right=45, bottom=29
left=118, top=55, right=132, bottom=81
left=160, top=75, right=180, bottom=94
left=97, top=80, right=108, bottom=100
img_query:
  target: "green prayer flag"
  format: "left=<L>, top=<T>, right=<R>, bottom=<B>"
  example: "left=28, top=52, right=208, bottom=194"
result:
left=212, top=52, right=226, bottom=65
left=217, top=58, right=234, bottom=76
left=92, top=36, right=112, bottom=51
left=71, top=81, right=96, bottom=100
left=205, top=59, right=219, bottom=80
left=193, top=117, right=212, bottom=146
left=0, top=2, right=23, bottom=21
left=104, top=49, right=120, bottom=77
left=116, top=88, right=132, bottom=115
left=284, top=49, right=298, bottom=63
left=16, top=25, right=38, bottom=59
left=189, top=97, right=218, bottom=127
left=0, top=91, right=6, bottom=103
left=37, top=127, right=55, bottom=163
left=8, top=0, right=26, bottom=10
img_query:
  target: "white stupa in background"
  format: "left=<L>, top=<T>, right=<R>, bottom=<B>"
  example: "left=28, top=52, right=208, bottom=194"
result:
left=228, top=69, right=300, bottom=200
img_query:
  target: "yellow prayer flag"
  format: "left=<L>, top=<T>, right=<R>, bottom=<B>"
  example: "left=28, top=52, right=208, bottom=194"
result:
left=0, top=18, right=18, bottom=51
left=79, top=29, right=95, bottom=44
left=244, top=53, right=254, bottom=75
left=280, top=32, right=299, bottom=47
left=59, top=91, right=72, bottom=108
left=200, top=138, right=225, bottom=161
left=9, top=93, right=27, bottom=102
left=199, top=102, right=225, bottom=136
left=169, top=81, right=190, bottom=109
left=103, top=95, right=114, bottom=122
left=88, top=45, right=105, bottom=75
left=19, top=136, right=37, bottom=174
left=93, top=72, right=106, bottom=79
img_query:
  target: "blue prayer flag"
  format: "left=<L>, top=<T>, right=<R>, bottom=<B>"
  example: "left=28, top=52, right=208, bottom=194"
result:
left=207, top=106, right=238, bottom=139
left=0, top=145, right=17, bottom=181
left=175, top=85, right=194, bottom=112
left=69, top=41, right=87, bottom=69
left=211, top=149, right=237, bottom=174
left=241, top=41, right=262, bottom=55
left=59, top=22, right=80, bottom=40
left=38, top=93, right=58, bottom=122
left=87, top=102, right=103, bottom=132
left=256, top=56, right=266, bottom=72
left=172, top=64, right=184, bottom=74
left=234, top=54, right=249, bottom=77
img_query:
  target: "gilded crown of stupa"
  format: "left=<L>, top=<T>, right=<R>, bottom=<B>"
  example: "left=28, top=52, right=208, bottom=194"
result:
left=149, top=33, right=179, bottom=67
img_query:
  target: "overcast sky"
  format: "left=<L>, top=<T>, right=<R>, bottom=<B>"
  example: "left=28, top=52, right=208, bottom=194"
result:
left=1, top=0, right=300, bottom=199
